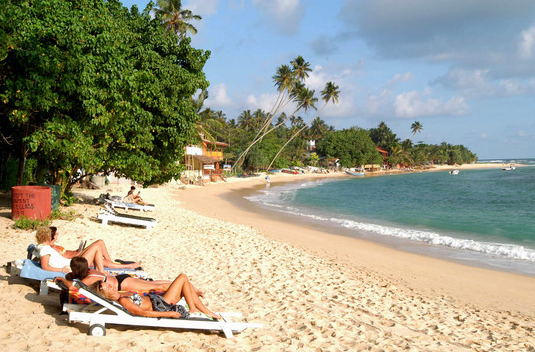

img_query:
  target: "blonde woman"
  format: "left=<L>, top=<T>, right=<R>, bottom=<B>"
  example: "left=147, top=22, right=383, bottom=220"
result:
left=93, top=272, right=221, bottom=320
left=35, top=227, right=140, bottom=273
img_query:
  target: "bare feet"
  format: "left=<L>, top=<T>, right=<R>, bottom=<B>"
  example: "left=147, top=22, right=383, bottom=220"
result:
left=192, top=284, right=204, bottom=297
left=127, top=261, right=141, bottom=269
left=190, top=309, right=222, bottom=320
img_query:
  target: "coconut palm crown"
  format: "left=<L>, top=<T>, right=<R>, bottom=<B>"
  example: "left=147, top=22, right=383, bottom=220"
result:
left=155, top=0, right=202, bottom=39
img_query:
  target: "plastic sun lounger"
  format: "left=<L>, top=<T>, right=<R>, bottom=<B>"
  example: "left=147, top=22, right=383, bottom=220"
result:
left=65, top=281, right=263, bottom=338
left=9, top=244, right=147, bottom=295
left=104, top=198, right=155, bottom=212
left=98, top=206, right=157, bottom=229
left=8, top=258, right=66, bottom=295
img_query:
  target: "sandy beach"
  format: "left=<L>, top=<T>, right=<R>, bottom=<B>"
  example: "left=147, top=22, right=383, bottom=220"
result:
left=1, top=163, right=534, bottom=351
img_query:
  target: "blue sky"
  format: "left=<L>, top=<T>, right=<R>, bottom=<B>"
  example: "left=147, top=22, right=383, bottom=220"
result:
left=122, top=0, right=535, bottom=159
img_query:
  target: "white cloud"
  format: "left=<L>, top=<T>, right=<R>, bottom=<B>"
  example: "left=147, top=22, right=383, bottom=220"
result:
left=207, top=84, right=233, bottom=107
left=186, top=0, right=220, bottom=17
left=252, top=0, right=304, bottom=35
left=435, top=68, right=535, bottom=97
left=387, top=72, right=414, bottom=88
left=394, top=88, right=469, bottom=118
left=498, top=79, right=525, bottom=96
left=246, top=93, right=281, bottom=113
left=519, top=25, right=535, bottom=59
left=363, top=89, right=394, bottom=117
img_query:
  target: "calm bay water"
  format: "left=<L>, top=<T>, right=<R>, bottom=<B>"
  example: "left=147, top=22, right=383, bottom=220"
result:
left=246, top=162, right=535, bottom=276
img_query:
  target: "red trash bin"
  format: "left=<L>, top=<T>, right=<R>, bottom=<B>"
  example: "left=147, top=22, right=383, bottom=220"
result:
left=11, top=186, right=52, bottom=220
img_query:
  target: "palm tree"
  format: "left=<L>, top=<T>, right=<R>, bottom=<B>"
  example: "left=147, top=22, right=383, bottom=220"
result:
left=267, top=82, right=339, bottom=170
left=291, top=55, right=312, bottom=83
left=233, top=59, right=308, bottom=169
left=155, top=0, right=201, bottom=39
left=410, top=121, right=423, bottom=139
left=308, top=117, right=328, bottom=140
left=191, top=90, right=222, bottom=144
left=238, top=110, right=254, bottom=131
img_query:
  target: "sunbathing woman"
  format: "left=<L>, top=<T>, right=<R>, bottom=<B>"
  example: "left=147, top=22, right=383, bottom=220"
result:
left=55, top=257, right=171, bottom=292
left=92, top=272, right=221, bottom=319
left=126, top=186, right=149, bottom=205
left=35, top=227, right=141, bottom=273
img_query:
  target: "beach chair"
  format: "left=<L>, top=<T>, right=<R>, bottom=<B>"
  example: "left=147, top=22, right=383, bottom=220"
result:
left=98, top=194, right=155, bottom=212
left=8, top=258, right=66, bottom=295
left=8, top=244, right=147, bottom=295
left=97, top=205, right=157, bottom=229
left=64, top=281, right=263, bottom=338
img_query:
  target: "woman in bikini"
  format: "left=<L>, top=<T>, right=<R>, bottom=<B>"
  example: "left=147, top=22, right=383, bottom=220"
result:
left=35, top=227, right=141, bottom=273
left=92, top=272, right=221, bottom=320
left=55, top=257, right=172, bottom=292
left=126, top=186, right=149, bottom=205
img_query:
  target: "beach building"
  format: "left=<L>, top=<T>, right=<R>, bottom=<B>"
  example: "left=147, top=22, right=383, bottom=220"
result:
left=374, top=146, right=389, bottom=170
left=183, top=139, right=229, bottom=184
left=306, top=140, right=316, bottom=153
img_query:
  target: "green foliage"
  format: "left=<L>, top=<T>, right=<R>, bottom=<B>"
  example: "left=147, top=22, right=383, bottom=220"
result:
left=14, top=215, right=50, bottom=230
left=1, top=0, right=210, bottom=193
left=14, top=207, right=78, bottom=230
left=0, top=158, right=19, bottom=191
left=50, top=208, right=79, bottom=221
left=317, top=127, right=382, bottom=167
left=22, top=158, right=37, bottom=185
left=61, top=192, right=76, bottom=206
left=369, top=122, right=399, bottom=151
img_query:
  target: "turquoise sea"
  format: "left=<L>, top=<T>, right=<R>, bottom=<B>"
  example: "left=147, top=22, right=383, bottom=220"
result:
left=246, top=159, right=535, bottom=276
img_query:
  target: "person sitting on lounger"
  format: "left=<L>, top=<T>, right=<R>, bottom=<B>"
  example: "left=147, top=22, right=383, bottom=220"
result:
left=35, top=227, right=141, bottom=273
left=55, top=257, right=172, bottom=293
left=93, top=272, right=221, bottom=320
left=126, top=186, right=149, bottom=205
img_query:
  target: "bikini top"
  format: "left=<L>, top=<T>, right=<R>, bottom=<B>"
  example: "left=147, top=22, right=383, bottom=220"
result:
left=87, top=273, right=107, bottom=282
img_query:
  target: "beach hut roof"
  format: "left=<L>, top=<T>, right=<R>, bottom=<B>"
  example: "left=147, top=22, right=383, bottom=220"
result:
left=193, top=155, right=218, bottom=164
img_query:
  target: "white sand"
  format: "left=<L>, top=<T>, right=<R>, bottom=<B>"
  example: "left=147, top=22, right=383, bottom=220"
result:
left=1, top=164, right=534, bottom=351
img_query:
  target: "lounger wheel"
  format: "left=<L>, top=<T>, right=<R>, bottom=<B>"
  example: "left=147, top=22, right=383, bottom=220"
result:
left=88, top=324, right=106, bottom=336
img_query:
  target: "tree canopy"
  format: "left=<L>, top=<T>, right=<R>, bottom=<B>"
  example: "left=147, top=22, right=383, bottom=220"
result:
left=0, top=0, right=210, bottom=193
left=316, top=127, right=383, bottom=168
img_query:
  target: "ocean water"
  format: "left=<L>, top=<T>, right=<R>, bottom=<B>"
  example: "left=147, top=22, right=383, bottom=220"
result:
left=246, top=162, right=535, bottom=276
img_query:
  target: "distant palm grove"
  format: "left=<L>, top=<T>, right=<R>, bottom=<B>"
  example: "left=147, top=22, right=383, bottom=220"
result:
left=0, top=0, right=477, bottom=196
left=194, top=104, right=477, bottom=173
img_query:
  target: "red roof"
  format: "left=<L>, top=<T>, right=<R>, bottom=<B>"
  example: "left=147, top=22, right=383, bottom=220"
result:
left=376, top=146, right=389, bottom=154
left=203, top=139, right=228, bottom=147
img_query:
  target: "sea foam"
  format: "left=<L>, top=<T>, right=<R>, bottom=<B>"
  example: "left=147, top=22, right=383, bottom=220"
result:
left=246, top=179, right=535, bottom=263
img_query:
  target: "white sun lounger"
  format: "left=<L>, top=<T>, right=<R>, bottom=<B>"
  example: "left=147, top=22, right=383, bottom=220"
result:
left=104, top=198, right=155, bottom=212
left=64, top=281, right=263, bottom=338
left=97, top=206, right=157, bottom=229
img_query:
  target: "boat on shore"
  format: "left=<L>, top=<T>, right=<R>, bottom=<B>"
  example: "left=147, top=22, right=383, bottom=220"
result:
left=281, top=168, right=299, bottom=175
left=345, top=170, right=365, bottom=177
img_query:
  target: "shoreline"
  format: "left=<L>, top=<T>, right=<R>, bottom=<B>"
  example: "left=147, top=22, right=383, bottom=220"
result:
left=173, top=167, right=535, bottom=315
left=1, top=162, right=534, bottom=350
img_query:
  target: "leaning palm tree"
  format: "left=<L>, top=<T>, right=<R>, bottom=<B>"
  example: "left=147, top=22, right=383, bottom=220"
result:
left=155, top=0, right=202, bottom=39
left=191, top=89, right=222, bottom=144
left=266, top=81, right=340, bottom=170
left=291, top=55, right=312, bottom=83
left=410, top=121, right=423, bottom=139
left=233, top=58, right=312, bottom=170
